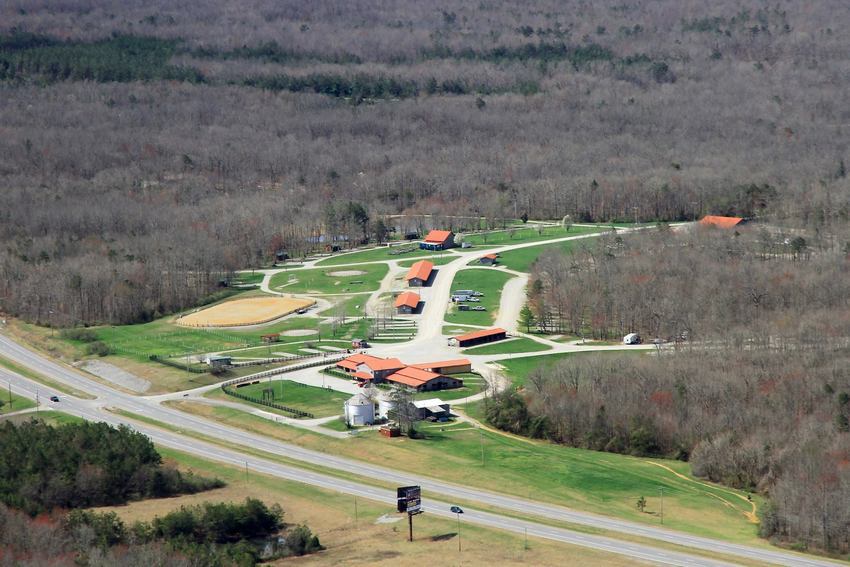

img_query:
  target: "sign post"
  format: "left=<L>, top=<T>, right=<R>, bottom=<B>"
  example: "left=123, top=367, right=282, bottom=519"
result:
left=397, top=485, right=422, bottom=542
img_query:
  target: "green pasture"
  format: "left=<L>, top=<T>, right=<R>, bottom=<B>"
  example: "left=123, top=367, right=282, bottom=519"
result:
left=444, top=269, right=513, bottom=326
left=269, top=263, right=388, bottom=294
left=463, top=337, right=551, bottom=355
left=213, top=380, right=347, bottom=418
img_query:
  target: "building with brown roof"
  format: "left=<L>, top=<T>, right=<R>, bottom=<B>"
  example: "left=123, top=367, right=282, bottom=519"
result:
left=394, top=291, right=421, bottom=314
left=699, top=215, right=745, bottom=229
left=420, top=230, right=455, bottom=251
left=405, top=260, right=434, bottom=287
left=451, top=327, right=507, bottom=348
left=336, top=353, right=405, bottom=380
left=410, top=359, right=472, bottom=374
left=385, top=366, right=464, bottom=392
left=479, top=253, right=498, bottom=266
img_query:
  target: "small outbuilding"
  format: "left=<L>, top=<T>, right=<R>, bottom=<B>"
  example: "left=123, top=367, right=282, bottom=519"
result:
left=203, top=354, right=232, bottom=368
left=451, top=327, right=507, bottom=348
left=405, top=260, right=434, bottom=287
left=411, top=398, right=452, bottom=421
left=479, top=253, right=498, bottom=266
left=394, top=291, right=421, bottom=314
left=420, top=230, right=455, bottom=251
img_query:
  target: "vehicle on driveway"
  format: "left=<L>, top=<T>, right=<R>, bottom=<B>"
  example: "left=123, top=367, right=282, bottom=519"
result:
left=471, top=306, right=487, bottom=311
left=623, top=333, right=642, bottom=345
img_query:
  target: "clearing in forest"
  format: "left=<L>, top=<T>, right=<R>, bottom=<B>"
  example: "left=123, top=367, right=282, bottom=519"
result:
left=177, top=297, right=315, bottom=327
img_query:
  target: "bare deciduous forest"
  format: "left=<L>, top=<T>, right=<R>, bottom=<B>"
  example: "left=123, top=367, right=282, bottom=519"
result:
left=1, top=0, right=847, bottom=325
left=1, top=0, right=850, bottom=554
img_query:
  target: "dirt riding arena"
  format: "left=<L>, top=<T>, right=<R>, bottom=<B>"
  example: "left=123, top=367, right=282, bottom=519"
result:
left=176, top=297, right=315, bottom=327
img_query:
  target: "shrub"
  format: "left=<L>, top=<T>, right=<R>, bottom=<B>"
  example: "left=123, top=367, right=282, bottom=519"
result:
left=85, top=341, right=112, bottom=356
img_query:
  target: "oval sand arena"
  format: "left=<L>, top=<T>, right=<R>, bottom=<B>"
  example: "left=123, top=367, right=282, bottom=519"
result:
left=177, top=297, right=315, bottom=327
left=326, top=270, right=367, bottom=277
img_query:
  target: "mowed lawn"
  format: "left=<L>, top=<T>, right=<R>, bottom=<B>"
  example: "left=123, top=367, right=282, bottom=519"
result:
left=462, top=337, right=551, bottom=355
left=214, top=380, right=347, bottom=418
left=0, top=391, right=36, bottom=413
left=495, top=237, right=597, bottom=273
left=269, top=263, right=388, bottom=294
left=166, top=400, right=762, bottom=545
left=396, top=254, right=457, bottom=267
left=459, top=224, right=607, bottom=247
left=85, top=316, right=325, bottom=360
left=315, top=246, right=456, bottom=266
left=444, top=269, right=513, bottom=326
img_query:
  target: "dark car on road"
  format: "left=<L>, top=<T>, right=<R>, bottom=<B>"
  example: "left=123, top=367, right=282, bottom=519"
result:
left=49, top=395, right=60, bottom=402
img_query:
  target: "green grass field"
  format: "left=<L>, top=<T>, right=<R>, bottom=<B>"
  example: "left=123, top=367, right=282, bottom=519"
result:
left=269, top=263, right=388, bottom=294
left=463, top=337, right=551, bottom=355
left=214, top=380, right=347, bottom=418
left=164, top=399, right=762, bottom=545
left=459, top=225, right=607, bottom=247
left=0, top=391, right=36, bottom=413
left=495, top=238, right=592, bottom=273
left=444, top=269, right=513, bottom=326
left=315, top=245, right=456, bottom=266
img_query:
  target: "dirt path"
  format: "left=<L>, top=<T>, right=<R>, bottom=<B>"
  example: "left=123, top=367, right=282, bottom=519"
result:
left=644, top=461, right=759, bottom=523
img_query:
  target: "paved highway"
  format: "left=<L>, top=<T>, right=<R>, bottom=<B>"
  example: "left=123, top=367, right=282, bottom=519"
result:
left=0, top=333, right=844, bottom=566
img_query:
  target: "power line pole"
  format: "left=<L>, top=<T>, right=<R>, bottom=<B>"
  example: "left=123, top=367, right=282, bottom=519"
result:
left=659, top=487, right=664, bottom=525
left=479, top=426, right=485, bottom=467
left=354, top=496, right=358, bottom=528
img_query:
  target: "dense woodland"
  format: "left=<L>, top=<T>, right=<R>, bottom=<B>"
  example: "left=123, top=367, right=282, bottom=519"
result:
left=0, top=420, right=222, bottom=514
left=0, top=0, right=848, bottom=325
left=0, top=420, right=320, bottom=565
left=0, top=497, right=320, bottom=566
left=489, top=225, right=850, bottom=553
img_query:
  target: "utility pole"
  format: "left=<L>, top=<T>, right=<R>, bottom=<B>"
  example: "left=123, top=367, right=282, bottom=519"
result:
left=245, top=461, right=249, bottom=484
left=524, top=527, right=528, bottom=550
left=354, top=495, right=358, bottom=528
left=7, top=382, right=11, bottom=411
left=659, top=487, right=664, bottom=525
left=479, top=426, right=485, bottom=467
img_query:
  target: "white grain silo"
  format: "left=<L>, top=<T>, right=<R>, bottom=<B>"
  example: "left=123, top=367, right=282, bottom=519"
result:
left=344, top=392, right=375, bottom=426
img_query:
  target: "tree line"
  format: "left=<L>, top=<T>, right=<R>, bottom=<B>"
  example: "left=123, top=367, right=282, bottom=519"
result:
left=0, top=420, right=223, bottom=515
left=1, top=497, right=321, bottom=566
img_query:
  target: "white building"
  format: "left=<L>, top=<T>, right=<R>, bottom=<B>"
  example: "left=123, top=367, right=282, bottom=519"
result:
left=344, top=392, right=375, bottom=426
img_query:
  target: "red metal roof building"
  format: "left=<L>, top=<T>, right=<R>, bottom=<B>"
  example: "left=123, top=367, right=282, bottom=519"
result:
left=452, top=327, right=507, bottom=348
left=420, top=230, right=455, bottom=250
left=385, top=366, right=464, bottom=392
left=699, top=215, right=745, bottom=229
left=394, top=291, right=421, bottom=314
left=405, top=260, right=434, bottom=287
left=410, top=359, right=472, bottom=374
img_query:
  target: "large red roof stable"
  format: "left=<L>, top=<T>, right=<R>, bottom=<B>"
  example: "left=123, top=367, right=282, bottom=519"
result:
left=394, top=291, right=421, bottom=309
left=338, top=354, right=404, bottom=372
left=405, top=260, right=434, bottom=282
left=453, top=327, right=507, bottom=342
left=424, top=230, right=453, bottom=244
left=699, top=215, right=744, bottom=229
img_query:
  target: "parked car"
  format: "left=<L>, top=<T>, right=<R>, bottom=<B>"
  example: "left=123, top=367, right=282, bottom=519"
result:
left=650, top=338, right=665, bottom=345
left=471, top=306, right=487, bottom=311
left=466, top=297, right=480, bottom=302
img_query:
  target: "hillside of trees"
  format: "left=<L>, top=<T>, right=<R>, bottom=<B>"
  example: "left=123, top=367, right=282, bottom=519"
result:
left=0, top=0, right=848, bottom=325
left=487, top=224, right=850, bottom=554
left=0, top=419, right=321, bottom=565
left=0, top=420, right=223, bottom=515
left=0, top=497, right=321, bottom=566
